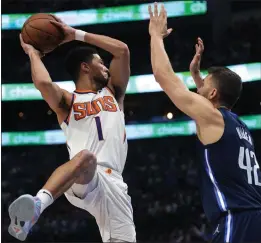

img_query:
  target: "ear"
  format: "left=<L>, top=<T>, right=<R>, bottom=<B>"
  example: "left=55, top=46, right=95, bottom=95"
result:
left=81, top=62, right=90, bottom=73
left=209, top=88, right=218, bottom=100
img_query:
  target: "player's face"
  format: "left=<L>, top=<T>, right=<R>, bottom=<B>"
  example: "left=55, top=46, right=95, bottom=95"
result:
left=197, top=74, right=218, bottom=102
left=89, top=54, right=110, bottom=87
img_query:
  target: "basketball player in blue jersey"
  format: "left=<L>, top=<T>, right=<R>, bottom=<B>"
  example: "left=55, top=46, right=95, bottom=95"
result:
left=8, top=18, right=136, bottom=242
left=149, top=3, right=261, bottom=243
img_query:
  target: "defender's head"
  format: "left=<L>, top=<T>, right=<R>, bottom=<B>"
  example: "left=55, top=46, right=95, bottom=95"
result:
left=65, top=46, right=110, bottom=88
left=197, top=67, right=242, bottom=109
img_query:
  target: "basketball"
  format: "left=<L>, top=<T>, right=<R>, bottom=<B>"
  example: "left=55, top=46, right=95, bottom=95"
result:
left=21, top=13, right=64, bottom=53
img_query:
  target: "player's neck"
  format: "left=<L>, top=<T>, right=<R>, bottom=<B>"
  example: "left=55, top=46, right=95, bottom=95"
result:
left=216, top=104, right=231, bottom=111
left=212, top=101, right=226, bottom=110
left=219, top=106, right=231, bottom=111
left=75, top=77, right=99, bottom=92
left=212, top=102, right=220, bottom=109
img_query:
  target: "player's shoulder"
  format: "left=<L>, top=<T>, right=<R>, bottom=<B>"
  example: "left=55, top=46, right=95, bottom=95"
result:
left=219, top=109, right=246, bottom=127
left=103, top=86, right=115, bottom=97
left=196, top=108, right=224, bottom=145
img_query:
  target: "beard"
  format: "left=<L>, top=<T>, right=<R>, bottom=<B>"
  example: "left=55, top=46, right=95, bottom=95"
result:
left=93, top=74, right=109, bottom=89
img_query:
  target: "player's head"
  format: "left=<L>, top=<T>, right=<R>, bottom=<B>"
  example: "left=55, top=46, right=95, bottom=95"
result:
left=65, top=46, right=110, bottom=88
left=197, top=67, right=242, bottom=109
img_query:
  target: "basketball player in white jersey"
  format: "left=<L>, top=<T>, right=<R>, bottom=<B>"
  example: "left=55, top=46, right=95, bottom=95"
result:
left=8, top=18, right=136, bottom=242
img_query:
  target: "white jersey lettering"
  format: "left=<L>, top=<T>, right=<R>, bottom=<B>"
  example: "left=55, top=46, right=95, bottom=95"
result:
left=61, top=87, right=127, bottom=173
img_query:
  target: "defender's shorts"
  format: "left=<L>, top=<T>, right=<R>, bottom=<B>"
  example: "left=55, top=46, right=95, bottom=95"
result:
left=212, top=209, right=261, bottom=243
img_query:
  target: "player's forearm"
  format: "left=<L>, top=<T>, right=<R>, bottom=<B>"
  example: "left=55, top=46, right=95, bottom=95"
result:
left=150, top=36, right=187, bottom=91
left=150, top=36, right=209, bottom=121
left=83, top=32, right=129, bottom=57
left=28, top=51, right=52, bottom=88
left=192, top=71, right=204, bottom=89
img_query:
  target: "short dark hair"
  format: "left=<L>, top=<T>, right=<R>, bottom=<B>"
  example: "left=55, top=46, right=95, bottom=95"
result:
left=65, top=46, right=98, bottom=82
left=208, top=66, right=242, bottom=109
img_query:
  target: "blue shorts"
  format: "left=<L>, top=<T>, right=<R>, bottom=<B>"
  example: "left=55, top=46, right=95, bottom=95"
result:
left=212, top=210, right=261, bottom=243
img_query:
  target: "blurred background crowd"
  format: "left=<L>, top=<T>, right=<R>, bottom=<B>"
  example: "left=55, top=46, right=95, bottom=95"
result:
left=2, top=0, right=261, bottom=242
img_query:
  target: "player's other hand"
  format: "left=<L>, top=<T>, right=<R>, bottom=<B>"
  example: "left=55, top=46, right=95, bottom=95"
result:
left=49, top=15, right=76, bottom=45
left=189, top=37, right=204, bottom=75
left=148, top=2, right=173, bottom=39
left=19, top=34, right=44, bottom=57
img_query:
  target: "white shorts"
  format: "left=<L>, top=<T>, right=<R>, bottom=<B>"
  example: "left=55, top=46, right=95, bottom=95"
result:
left=64, top=165, right=136, bottom=242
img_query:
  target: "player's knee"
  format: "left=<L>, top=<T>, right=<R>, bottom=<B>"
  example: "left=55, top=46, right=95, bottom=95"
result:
left=74, top=149, right=97, bottom=172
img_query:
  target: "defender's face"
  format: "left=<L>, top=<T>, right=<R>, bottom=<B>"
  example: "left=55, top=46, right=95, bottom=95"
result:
left=197, top=74, right=218, bottom=101
left=89, top=54, right=110, bottom=87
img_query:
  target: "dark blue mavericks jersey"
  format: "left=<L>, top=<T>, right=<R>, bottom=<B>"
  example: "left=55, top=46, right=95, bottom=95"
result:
left=198, top=108, right=261, bottom=241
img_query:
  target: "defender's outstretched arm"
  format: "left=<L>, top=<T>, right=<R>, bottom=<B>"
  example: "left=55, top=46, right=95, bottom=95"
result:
left=149, top=3, right=219, bottom=126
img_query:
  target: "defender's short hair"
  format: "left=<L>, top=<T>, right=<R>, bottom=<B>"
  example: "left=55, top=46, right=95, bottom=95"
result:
left=65, top=46, right=98, bottom=82
left=208, top=66, right=242, bottom=109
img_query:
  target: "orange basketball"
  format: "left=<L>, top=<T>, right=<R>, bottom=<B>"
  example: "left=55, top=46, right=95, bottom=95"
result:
left=21, top=13, right=64, bottom=53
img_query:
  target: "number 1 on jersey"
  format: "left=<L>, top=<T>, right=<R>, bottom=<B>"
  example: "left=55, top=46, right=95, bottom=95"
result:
left=95, top=116, right=104, bottom=141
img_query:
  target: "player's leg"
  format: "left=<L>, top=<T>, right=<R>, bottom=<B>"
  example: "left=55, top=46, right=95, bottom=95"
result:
left=8, top=149, right=97, bottom=241
left=39, top=149, right=97, bottom=201
left=97, top=169, right=136, bottom=242
left=64, top=166, right=136, bottom=243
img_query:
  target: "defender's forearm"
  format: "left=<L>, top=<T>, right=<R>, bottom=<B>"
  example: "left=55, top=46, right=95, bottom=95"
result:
left=150, top=35, right=187, bottom=91
left=192, top=71, right=204, bottom=89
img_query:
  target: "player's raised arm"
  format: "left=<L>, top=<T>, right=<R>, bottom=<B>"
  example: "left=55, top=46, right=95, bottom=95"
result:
left=82, top=32, right=130, bottom=107
left=189, top=37, right=205, bottom=89
left=148, top=3, right=222, bottom=127
left=20, top=35, right=72, bottom=123
left=50, top=18, right=130, bottom=110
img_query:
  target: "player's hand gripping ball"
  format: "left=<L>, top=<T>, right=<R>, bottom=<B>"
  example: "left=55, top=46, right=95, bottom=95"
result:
left=21, top=13, right=65, bottom=53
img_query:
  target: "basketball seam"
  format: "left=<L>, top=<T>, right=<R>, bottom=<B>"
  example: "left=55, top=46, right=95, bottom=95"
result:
left=23, top=16, right=56, bottom=26
left=45, top=14, right=65, bottom=37
left=24, top=26, right=39, bottom=47
left=27, top=24, right=61, bottom=40
left=48, top=14, right=60, bottom=22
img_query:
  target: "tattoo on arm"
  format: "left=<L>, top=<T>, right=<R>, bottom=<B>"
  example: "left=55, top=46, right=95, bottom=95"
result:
left=58, top=94, right=70, bottom=110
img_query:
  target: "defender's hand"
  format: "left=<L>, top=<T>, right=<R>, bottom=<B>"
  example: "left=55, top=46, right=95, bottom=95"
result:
left=148, top=2, right=173, bottom=39
left=189, top=37, right=204, bottom=75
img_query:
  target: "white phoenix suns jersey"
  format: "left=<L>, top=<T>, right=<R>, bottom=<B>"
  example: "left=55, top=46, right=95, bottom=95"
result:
left=60, top=87, right=127, bottom=174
